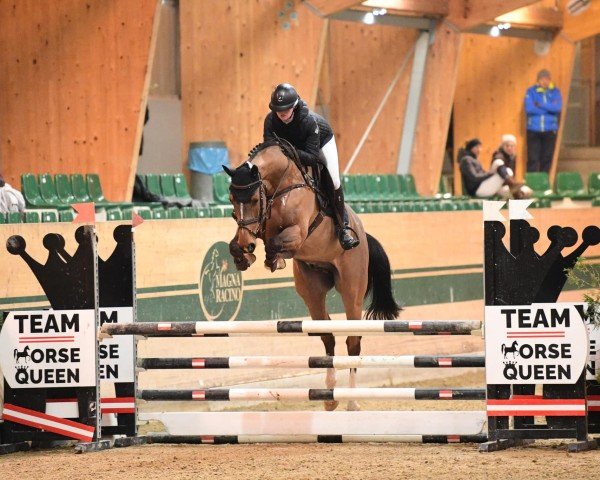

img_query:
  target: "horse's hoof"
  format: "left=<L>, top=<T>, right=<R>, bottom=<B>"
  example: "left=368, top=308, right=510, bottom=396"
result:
left=276, top=258, right=286, bottom=270
left=324, top=400, right=339, bottom=411
left=347, top=401, right=361, bottom=411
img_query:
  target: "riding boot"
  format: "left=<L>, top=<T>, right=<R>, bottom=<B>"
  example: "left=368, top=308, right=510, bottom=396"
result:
left=333, top=187, right=359, bottom=250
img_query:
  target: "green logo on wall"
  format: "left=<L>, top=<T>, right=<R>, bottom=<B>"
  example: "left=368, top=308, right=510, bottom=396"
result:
left=199, top=241, right=243, bottom=321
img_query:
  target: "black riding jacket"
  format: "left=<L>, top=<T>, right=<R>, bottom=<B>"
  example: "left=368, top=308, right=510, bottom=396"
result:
left=263, top=99, right=333, bottom=167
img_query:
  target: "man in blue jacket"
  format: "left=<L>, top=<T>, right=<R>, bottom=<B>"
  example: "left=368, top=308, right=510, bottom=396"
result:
left=524, top=69, right=562, bottom=173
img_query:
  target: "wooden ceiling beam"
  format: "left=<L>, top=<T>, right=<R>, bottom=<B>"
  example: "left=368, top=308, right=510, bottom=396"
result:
left=562, top=0, right=600, bottom=42
left=360, top=0, right=448, bottom=18
left=302, top=0, right=363, bottom=17
left=448, top=0, right=540, bottom=31
left=495, top=4, right=563, bottom=29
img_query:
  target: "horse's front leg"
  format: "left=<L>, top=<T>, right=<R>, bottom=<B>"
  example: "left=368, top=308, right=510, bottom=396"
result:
left=264, top=224, right=304, bottom=272
left=229, top=237, right=255, bottom=271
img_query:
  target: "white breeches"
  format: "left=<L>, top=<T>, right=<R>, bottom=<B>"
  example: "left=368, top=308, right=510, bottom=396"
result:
left=475, top=159, right=512, bottom=198
left=321, top=136, right=341, bottom=189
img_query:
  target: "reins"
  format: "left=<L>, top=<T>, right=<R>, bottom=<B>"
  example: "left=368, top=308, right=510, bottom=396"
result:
left=230, top=140, right=323, bottom=241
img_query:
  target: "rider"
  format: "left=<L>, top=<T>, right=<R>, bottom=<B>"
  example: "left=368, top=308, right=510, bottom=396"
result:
left=263, top=83, right=359, bottom=250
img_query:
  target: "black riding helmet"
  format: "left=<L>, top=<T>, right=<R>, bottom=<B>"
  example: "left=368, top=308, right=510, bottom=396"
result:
left=269, top=83, right=299, bottom=112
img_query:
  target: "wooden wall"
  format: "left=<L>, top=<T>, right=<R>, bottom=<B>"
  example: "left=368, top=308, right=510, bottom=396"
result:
left=179, top=0, right=325, bottom=168
left=0, top=0, right=158, bottom=200
left=326, top=22, right=418, bottom=173
left=453, top=33, right=575, bottom=188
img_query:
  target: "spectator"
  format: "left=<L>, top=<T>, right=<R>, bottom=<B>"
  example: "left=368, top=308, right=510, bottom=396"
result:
left=492, top=134, right=517, bottom=173
left=525, top=69, right=562, bottom=173
left=0, top=175, right=25, bottom=213
left=459, top=138, right=531, bottom=200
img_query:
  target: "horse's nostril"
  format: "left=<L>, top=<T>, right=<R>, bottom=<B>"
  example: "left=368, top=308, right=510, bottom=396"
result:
left=247, top=243, right=255, bottom=254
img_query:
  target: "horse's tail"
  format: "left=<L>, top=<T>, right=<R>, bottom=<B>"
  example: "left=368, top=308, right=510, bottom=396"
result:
left=364, top=233, right=402, bottom=320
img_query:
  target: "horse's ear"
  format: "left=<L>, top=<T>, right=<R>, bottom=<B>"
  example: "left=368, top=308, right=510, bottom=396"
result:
left=250, top=164, right=259, bottom=175
left=223, top=165, right=234, bottom=177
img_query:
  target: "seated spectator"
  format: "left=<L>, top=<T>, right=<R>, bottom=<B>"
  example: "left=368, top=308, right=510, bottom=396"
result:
left=492, top=134, right=517, bottom=173
left=459, top=138, right=531, bottom=200
left=0, top=174, right=25, bottom=213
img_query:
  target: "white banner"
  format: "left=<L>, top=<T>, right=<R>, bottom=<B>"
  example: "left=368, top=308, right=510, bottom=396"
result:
left=485, top=303, right=588, bottom=385
left=0, top=310, right=96, bottom=388
left=586, top=319, right=600, bottom=381
left=99, top=307, right=134, bottom=383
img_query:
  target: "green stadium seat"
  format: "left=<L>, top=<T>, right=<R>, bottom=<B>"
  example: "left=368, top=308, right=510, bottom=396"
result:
left=122, top=208, right=133, bottom=220
left=41, top=211, right=58, bottom=223
left=212, top=173, right=231, bottom=204
left=167, top=207, right=183, bottom=219
left=55, top=174, right=76, bottom=205
left=59, top=210, right=75, bottom=222
left=21, top=174, right=57, bottom=208
left=173, top=174, right=193, bottom=201
left=182, top=207, right=197, bottom=218
left=555, top=172, right=595, bottom=200
left=588, top=172, right=600, bottom=196
left=145, top=174, right=163, bottom=197
left=342, top=175, right=361, bottom=203
left=137, top=209, right=152, bottom=220
left=196, top=207, right=211, bottom=218
left=524, top=172, right=562, bottom=200
left=361, top=175, right=380, bottom=202
left=8, top=212, right=22, bottom=223
left=152, top=207, right=167, bottom=220
left=593, top=197, right=600, bottom=207
left=86, top=174, right=132, bottom=208
left=0, top=212, right=7, bottom=224
left=399, top=174, right=420, bottom=199
left=71, top=174, right=93, bottom=203
left=25, top=211, right=40, bottom=223
left=106, top=209, right=123, bottom=221
left=160, top=174, right=177, bottom=198
left=38, top=174, right=63, bottom=207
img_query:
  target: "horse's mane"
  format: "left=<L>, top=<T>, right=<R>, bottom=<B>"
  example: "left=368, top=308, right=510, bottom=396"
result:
left=247, top=137, right=299, bottom=165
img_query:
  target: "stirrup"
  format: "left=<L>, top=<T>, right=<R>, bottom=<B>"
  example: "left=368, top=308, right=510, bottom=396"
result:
left=338, top=227, right=359, bottom=250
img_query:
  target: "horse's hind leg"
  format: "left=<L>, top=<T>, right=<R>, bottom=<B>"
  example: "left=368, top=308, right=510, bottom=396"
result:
left=293, top=261, right=338, bottom=411
left=337, top=261, right=368, bottom=412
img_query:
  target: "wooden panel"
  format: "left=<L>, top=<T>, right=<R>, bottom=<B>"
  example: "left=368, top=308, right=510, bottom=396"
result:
left=328, top=22, right=418, bottom=173
left=360, top=0, right=448, bottom=17
left=562, top=0, right=600, bottom=42
left=0, top=0, right=158, bottom=200
left=411, top=23, right=462, bottom=196
left=448, top=0, right=539, bottom=31
left=453, top=34, right=575, bottom=192
left=180, top=1, right=324, bottom=168
left=495, top=4, right=563, bottom=29
left=303, top=0, right=362, bottom=16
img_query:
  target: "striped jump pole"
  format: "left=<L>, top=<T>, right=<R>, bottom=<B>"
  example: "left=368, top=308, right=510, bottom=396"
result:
left=137, top=355, right=485, bottom=370
left=137, top=387, right=486, bottom=402
left=101, top=319, right=482, bottom=337
left=131, top=434, right=488, bottom=445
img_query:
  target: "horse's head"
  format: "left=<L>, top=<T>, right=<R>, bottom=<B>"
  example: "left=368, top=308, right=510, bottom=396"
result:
left=224, top=162, right=264, bottom=270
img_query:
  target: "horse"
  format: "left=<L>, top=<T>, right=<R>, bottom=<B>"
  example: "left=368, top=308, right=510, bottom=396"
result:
left=14, top=345, right=30, bottom=364
left=501, top=341, right=519, bottom=359
left=224, top=138, right=401, bottom=411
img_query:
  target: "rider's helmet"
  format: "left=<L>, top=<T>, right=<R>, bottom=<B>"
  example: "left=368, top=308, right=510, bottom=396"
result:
left=269, top=83, right=299, bottom=112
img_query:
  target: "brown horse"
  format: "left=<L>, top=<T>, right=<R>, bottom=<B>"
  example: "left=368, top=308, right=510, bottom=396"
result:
left=224, top=139, right=400, bottom=411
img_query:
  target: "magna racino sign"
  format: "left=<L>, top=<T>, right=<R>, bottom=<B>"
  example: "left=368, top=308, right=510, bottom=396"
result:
left=199, top=241, right=243, bottom=321
left=485, top=303, right=588, bottom=385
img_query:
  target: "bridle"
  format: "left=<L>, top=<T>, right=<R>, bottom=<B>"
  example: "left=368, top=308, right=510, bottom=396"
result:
left=230, top=162, right=307, bottom=240
left=230, top=158, right=314, bottom=240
